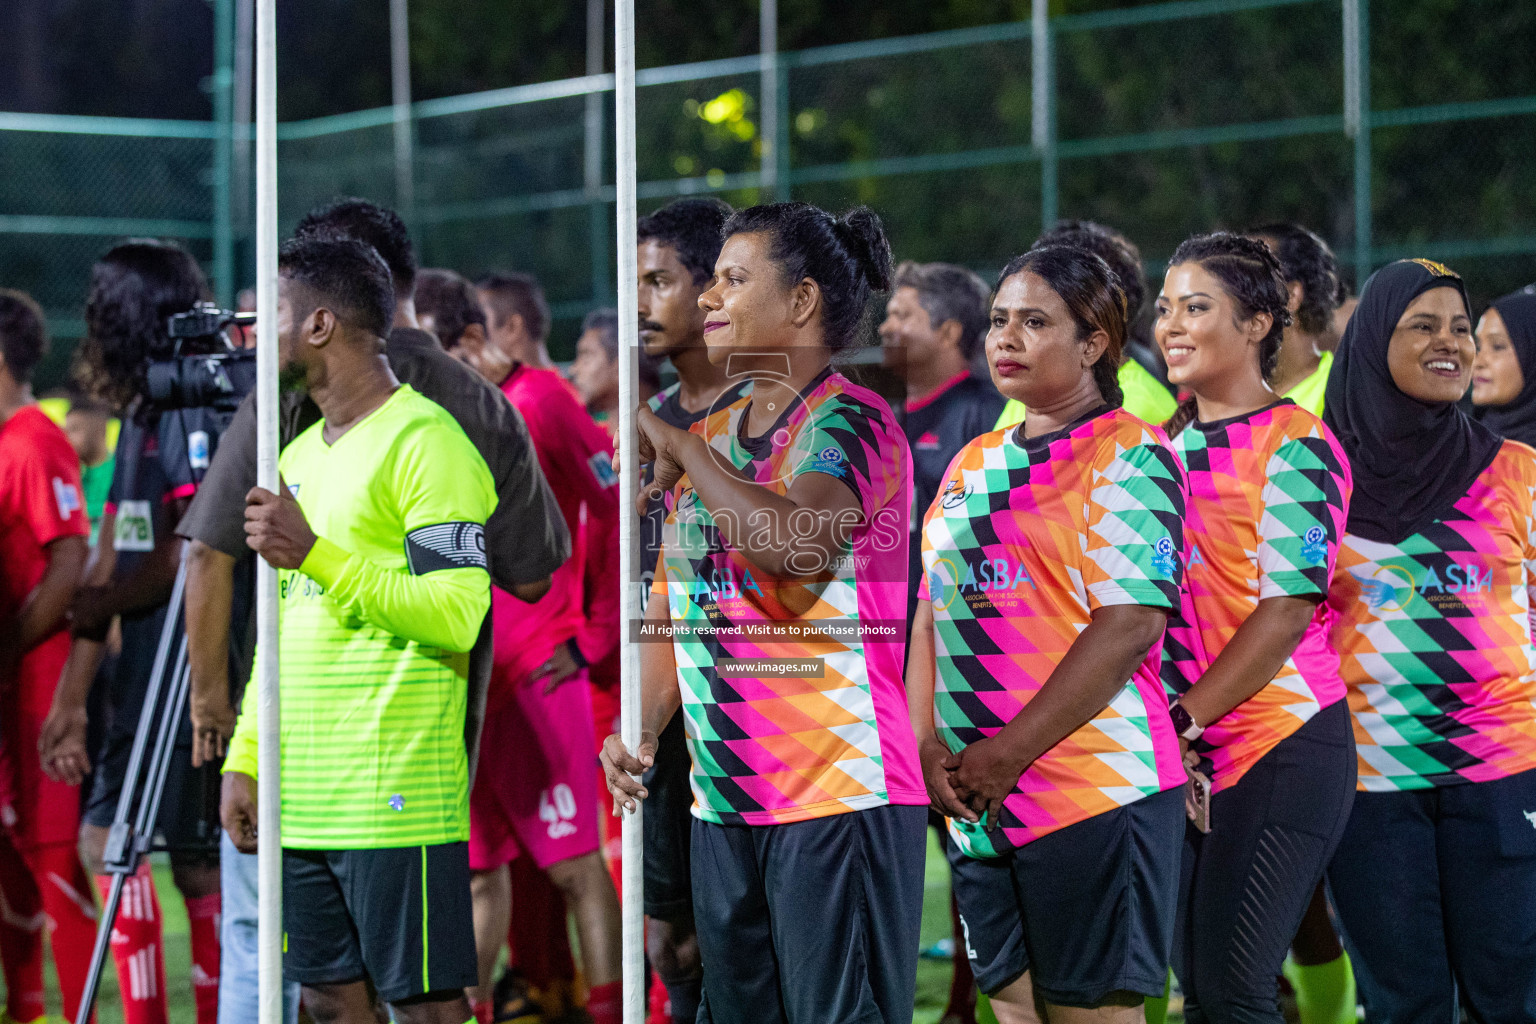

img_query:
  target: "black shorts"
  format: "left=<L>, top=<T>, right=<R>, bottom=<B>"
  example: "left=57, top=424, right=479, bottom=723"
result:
left=83, top=609, right=221, bottom=852
left=692, top=803, right=927, bottom=1024
left=948, top=785, right=1183, bottom=1007
left=1329, top=765, right=1536, bottom=1024
left=642, top=715, right=694, bottom=921
left=283, top=842, right=477, bottom=1004
left=1175, top=700, right=1355, bottom=1024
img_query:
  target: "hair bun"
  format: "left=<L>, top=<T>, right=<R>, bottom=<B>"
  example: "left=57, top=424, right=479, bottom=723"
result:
left=835, top=207, right=894, bottom=293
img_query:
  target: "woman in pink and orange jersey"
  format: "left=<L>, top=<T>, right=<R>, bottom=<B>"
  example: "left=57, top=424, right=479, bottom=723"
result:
left=1156, top=233, right=1355, bottom=1024
left=602, top=202, right=926, bottom=1024
left=1323, top=259, right=1536, bottom=1024
left=912, top=244, right=1188, bottom=1024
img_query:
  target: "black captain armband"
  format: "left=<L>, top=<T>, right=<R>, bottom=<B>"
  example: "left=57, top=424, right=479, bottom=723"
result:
left=405, top=522, right=489, bottom=575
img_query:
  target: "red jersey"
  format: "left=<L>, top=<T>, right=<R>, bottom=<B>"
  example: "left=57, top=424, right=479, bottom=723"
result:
left=0, top=406, right=88, bottom=644
left=0, top=406, right=88, bottom=845
left=490, top=366, right=620, bottom=696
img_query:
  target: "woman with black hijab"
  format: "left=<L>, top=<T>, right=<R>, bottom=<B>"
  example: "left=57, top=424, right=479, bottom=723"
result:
left=1472, top=287, right=1536, bottom=447
left=1322, top=259, right=1536, bottom=1024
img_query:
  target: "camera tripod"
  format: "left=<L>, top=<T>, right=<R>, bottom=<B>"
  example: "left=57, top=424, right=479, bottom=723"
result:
left=73, top=308, right=254, bottom=1022
left=76, top=562, right=199, bottom=1024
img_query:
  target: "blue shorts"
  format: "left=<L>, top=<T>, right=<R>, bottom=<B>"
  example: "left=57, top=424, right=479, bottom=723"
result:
left=692, top=803, right=927, bottom=1024
left=1328, top=766, right=1536, bottom=1024
left=947, top=786, right=1183, bottom=1007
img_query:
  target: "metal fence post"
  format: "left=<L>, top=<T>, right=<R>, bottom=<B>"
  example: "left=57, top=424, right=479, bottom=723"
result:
left=760, top=0, right=782, bottom=200
left=587, top=0, right=611, bottom=303
left=1033, top=0, right=1058, bottom=229
left=775, top=51, right=791, bottom=200
left=212, top=0, right=235, bottom=307
left=234, top=0, right=254, bottom=278
left=390, top=0, right=416, bottom=224
left=1345, top=0, right=1371, bottom=284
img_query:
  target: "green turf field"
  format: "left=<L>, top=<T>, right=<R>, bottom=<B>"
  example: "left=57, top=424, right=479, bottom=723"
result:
left=40, top=840, right=1174, bottom=1024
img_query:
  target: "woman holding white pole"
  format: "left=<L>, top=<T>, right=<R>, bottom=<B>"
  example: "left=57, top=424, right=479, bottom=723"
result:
left=602, top=202, right=926, bottom=1024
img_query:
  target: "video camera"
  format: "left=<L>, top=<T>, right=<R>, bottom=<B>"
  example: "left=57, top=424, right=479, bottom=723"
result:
left=144, top=302, right=258, bottom=413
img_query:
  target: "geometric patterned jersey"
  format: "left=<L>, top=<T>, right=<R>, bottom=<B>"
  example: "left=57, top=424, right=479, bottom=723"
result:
left=1327, top=440, right=1536, bottom=791
left=653, top=369, right=925, bottom=825
left=918, top=406, right=1188, bottom=858
left=1163, top=400, right=1354, bottom=792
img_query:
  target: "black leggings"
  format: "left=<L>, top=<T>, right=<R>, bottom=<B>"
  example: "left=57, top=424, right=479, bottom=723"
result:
left=1174, top=701, right=1357, bottom=1024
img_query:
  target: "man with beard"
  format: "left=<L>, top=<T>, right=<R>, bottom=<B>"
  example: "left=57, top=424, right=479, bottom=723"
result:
left=179, top=199, right=562, bottom=1024
left=222, top=233, right=492, bottom=1024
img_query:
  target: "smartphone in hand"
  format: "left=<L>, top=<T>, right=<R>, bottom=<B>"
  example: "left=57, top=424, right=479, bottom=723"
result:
left=1185, top=764, right=1212, bottom=834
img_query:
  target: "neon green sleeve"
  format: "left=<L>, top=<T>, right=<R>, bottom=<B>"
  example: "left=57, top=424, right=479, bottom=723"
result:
left=223, top=677, right=258, bottom=778
left=300, top=416, right=494, bottom=653
left=300, top=536, right=489, bottom=653
left=218, top=547, right=489, bottom=780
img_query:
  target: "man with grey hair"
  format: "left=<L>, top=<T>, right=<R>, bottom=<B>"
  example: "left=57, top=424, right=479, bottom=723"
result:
left=568, top=307, right=660, bottom=431
left=878, top=258, right=1003, bottom=1024
left=878, top=259, right=1004, bottom=588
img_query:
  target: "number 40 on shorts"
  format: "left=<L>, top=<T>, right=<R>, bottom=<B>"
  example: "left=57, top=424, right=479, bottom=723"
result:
left=539, top=785, right=579, bottom=839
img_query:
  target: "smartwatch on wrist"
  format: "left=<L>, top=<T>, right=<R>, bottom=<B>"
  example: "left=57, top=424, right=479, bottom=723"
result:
left=1168, top=701, right=1204, bottom=742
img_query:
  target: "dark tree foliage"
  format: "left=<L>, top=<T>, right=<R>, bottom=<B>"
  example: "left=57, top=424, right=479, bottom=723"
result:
left=4, top=0, right=1536, bottom=379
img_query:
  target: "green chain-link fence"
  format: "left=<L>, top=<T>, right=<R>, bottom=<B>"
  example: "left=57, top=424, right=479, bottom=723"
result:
left=4, top=0, right=1535, bottom=388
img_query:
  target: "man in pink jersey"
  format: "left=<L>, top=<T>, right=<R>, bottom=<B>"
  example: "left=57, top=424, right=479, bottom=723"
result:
left=417, top=269, right=623, bottom=1024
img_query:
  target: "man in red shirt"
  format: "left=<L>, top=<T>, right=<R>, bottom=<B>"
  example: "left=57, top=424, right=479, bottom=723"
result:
left=416, top=269, right=623, bottom=1024
left=0, top=290, right=94, bottom=1024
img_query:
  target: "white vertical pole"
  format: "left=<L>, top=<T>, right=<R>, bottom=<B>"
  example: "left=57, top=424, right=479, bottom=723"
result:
left=390, top=0, right=415, bottom=221
left=614, top=1, right=644, bottom=1022
left=759, top=0, right=779, bottom=198
left=253, top=0, right=282, bottom=1021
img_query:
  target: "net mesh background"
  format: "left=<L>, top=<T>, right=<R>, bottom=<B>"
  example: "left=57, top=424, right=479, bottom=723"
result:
left=3, top=0, right=1534, bottom=387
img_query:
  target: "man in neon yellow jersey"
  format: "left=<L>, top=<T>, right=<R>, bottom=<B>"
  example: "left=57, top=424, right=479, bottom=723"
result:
left=222, top=234, right=493, bottom=1024
left=994, top=220, right=1177, bottom=431
left=1249, top=223, right=1347, bottom=418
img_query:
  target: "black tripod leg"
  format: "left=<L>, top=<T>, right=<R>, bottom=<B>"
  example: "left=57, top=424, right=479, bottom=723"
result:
left=76, top=562, right=191, bottom=1024
left=75, top=870, right=127, bottom=1024
left=134, top=638, right=191, bottom=850
left=138, top=657, right=193, bottom=860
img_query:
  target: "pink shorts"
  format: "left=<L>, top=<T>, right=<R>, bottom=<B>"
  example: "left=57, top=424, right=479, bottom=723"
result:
left=469, top=668, right=601, bottom=872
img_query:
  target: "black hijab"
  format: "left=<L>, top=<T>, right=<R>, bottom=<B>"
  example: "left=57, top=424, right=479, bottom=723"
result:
left=1474, top=287, right=1536, bottom=448
left=1323, top=259, right=1503, bottom=544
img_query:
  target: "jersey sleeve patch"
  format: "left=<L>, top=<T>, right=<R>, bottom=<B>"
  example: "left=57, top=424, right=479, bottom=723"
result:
left=53, top=476, right=83, bottom=521
left=113, top=499, right=155, bottom=552
left=588, top=450, right=618, bottom=488
left=404, top=522, right=488, bottom=574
